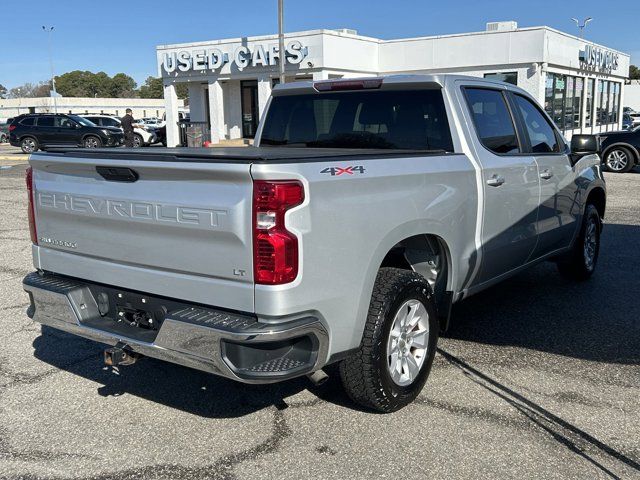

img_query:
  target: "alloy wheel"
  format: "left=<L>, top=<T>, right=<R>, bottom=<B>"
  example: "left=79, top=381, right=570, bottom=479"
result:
left=606, top=150, right=628, bottom=171
left=22, top=138, right=36, bottom=153
left=583, top=216, right=598, bottom=271
left=386, top=299, right=430, bottom=386
left=84, top=137, right=99, bottom=148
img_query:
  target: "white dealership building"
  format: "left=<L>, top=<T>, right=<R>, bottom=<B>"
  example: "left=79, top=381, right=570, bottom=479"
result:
left=156, top=21, right=630, bottom=146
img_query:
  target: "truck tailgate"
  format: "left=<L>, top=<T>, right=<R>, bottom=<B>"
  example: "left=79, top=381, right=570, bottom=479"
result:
left=29, top=152, right=255, bottom=312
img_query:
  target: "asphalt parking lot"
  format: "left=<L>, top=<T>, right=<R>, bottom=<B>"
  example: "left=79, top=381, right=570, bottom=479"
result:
left=0, top=161, right=638, bottom=480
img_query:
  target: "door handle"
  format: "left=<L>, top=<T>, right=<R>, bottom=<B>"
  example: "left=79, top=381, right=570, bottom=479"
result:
left=486, top=174, right=505, bottom=187
left=540, top=170, right=554, bottom=180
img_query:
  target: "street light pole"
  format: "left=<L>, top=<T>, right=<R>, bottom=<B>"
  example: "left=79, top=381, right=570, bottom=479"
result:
left=42, top=26, right=58, bottom=114
left=278, top=0, right=286, bottom=84
left=571, top=17, right=593, bottom=39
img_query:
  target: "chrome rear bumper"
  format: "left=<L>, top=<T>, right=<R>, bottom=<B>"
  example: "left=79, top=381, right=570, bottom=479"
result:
left=23, top=272, right=328, bottom=383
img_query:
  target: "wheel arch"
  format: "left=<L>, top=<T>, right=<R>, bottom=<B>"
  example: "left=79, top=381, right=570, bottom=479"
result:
left=379, top=233, right=454, bottom=332
left=586, top=186, right=606, bottom=220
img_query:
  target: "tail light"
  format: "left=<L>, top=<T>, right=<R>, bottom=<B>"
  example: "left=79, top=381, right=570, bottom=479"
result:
left=253, top=180, right=304, bottom=285
left=25, top=167, right=38, bottom=245
left=9, top=124, right=16, bottom=132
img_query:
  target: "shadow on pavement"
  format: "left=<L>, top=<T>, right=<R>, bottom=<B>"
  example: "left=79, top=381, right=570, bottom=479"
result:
left=447, top=223, right=640, bottom=365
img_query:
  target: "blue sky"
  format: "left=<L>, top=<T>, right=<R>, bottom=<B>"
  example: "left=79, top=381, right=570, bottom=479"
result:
left=1, top=0, right=639, bottom=90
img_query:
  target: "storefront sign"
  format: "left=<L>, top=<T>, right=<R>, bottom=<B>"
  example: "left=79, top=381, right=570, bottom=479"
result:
left=579, top=45, right=619, bottom=73
left=161, top=41, right=307, bottom=74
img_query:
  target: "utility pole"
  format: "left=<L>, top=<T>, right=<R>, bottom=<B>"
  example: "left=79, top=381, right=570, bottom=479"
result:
left=42, top=26, right=58, bottom=114
left=571, top=17, right=593, bottom=39
left=278, top=0, right=286, bottom=84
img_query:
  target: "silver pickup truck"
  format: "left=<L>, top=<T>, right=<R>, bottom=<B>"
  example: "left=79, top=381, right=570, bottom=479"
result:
left=23, top=75, right=605, bottom=412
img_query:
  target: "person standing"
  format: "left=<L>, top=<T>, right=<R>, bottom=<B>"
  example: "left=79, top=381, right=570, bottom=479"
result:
left=121, top=108, right=136, bottom=147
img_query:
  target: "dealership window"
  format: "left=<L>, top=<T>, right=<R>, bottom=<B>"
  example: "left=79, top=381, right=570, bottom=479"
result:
left=585, top=79, right=594, bottom=128
left=552, top=74, right=566, bottom=131
left=545, top=73, right=586, bottom=133
left=596, top=80, right=604, bottom=126
left=483, top=72, right=518, bottom=86
left=612, top=83, right=620, bottom=124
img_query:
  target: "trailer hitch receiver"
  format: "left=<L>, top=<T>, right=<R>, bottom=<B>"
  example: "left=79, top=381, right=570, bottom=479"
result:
left=104, top=343, right=140, bottom=367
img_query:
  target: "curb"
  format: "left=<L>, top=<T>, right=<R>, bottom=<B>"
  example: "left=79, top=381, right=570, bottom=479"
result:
left=0, top=156, right=28, bottom=162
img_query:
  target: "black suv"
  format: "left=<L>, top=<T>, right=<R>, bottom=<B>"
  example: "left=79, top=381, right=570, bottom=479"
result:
left=9, top=114, right=124, bottom=153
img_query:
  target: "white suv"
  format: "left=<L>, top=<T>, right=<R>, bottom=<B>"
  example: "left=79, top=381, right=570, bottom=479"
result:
left=82, top=115, right=157, bottom=147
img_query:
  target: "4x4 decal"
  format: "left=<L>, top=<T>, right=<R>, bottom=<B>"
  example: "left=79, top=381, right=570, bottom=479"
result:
left=320, top=166, right=366, bottom=176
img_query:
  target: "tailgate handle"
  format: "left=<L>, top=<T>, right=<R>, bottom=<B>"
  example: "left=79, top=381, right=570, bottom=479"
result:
left=96, top=166, right=139, bottom=183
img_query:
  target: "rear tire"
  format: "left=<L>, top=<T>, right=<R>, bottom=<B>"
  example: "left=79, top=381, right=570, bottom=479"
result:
left=20, top=136, right=38, bottom=154
left=557, top=204, right=601, bottom=281
left=603, top=146, right=634, bottom=173
left=133, top=133, right=144, bottom=148
left=339, top=268, right=438, bottom=412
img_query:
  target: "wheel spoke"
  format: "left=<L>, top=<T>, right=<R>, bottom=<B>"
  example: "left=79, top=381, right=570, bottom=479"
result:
left=406, top=303, right=421, bottom=329
left=406, top=354, right=420, bottom=380
left=409, top=329, right=429, bottom=349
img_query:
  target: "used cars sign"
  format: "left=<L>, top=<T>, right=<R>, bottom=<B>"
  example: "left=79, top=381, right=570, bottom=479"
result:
left=579, top=44, right=619, bottom=73
left=161, top=41, right=307, bottom=73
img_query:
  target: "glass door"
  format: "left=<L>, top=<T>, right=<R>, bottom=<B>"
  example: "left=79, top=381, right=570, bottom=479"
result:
left=241, top=80, right=259, bottom=138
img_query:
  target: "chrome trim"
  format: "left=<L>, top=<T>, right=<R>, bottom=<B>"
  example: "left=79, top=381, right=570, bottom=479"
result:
left=23, top=273, right=329, bottom=384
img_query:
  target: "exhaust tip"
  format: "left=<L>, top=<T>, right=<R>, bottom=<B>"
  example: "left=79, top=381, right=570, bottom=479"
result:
left=307, top=369, right=329, bottom=387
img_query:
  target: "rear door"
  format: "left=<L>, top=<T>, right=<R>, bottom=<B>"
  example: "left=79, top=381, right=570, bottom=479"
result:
left=35, top=116, right=57, bottom=145
left=460, top=86, right=540, bottom=285
left=509, top=93, right=578, bottom=256
left=30, top=153, right=256, bottom=312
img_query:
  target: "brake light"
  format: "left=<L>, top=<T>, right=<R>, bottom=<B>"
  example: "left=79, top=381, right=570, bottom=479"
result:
left=25, top=167, right=37, bottom=245
left=313, top=78, right=383, bottom=92
left=253, top=180, right=304, bottom=285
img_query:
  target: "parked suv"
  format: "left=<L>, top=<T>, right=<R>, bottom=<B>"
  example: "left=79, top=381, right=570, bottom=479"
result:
left=82, top=115, right=156, bottom=147
left=9, top=114, right=124, bottom=153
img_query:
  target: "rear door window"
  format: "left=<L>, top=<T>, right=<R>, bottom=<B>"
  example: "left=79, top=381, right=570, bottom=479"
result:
left=261, top=89, right=454, bottom=151
left=36, top=117, right=54, bottom=127
left=464, top=88, right=520, bottom=154
left=103, top=117, right=120, bottom=127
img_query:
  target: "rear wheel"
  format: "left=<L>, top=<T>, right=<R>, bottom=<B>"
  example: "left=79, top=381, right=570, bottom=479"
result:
left=83, top=136, right=102, bottom=148
left=20, top=137, right=38, bottom=154
left=604, top=147, right=634, bottom=173
left=339, top=268, right=438, bottom=412
left=0, top=133, right=7, bottom=143
left=133, top=133, right=144, bottom=148
left=557, top=204, right=601, bottom=281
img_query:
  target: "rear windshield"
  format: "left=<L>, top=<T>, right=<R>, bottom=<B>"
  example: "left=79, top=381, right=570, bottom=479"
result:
left=260, top=89, right=454, bottom=151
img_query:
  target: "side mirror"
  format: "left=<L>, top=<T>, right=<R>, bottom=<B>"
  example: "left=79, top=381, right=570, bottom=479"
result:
left=569, top=134, right=599, bottom=165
